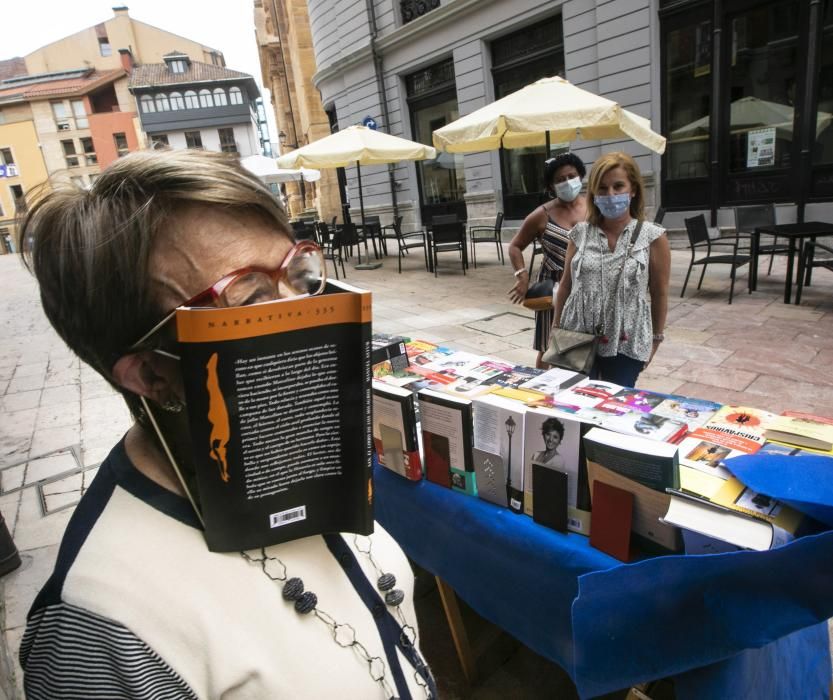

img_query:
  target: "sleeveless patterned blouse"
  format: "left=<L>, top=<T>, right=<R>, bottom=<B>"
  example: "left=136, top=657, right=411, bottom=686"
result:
left=532, top=207, right=571, bottom=352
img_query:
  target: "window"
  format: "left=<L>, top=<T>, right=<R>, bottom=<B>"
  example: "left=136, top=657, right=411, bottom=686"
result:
left=140, top=95, right=155, bottom=113
left=150, top=134, right=169, bottom=149
left=0, top=148, right=14, bottom=166
left=10, top=184, right=24, bottom=211
left=199, top=89, right=213, bottom=108
left=229, top=87, right=243, bottom=105
left=185, top=130, right=203, bottom=149
left=407, top=58, right=466, bottom=222
left=80, top=137, right=96, bottom=165
left=727, top=2, right=800, bottom=174
left=113, top=132, right=129, bottom=157
left=184, top=90, right=199, bottom=109
left=213, top=88, right=228, bottom=107
left=62, top=139, right=79, bottom=168
left=169, top=60, right=187, bottom=74
left=490, top=16, right=566, bottom=219
left=71, top=100, right=88, bottom=129
left=218, top=127, right=236, bottom=153
left=98, top=37, right=112, bottom=57
left=155, top=94, right=170, bottom=112
left=52, top=101, right=70, bottom=130
left=169, top=92, right=184, bottom=110
left=813, top=0, right=833, bottom=164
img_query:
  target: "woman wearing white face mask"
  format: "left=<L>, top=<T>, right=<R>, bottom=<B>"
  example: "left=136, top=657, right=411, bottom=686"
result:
left=508, top=153, right=588, bottom=368
left=553, top=151, right=670, bottom=387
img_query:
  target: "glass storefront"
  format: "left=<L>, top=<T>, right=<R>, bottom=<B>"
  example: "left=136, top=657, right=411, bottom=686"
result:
left=491, top=16, right=565, bottom=220
left=661, top=0, right=832, bottom=208
left=407, top=58, right=467, bottom=222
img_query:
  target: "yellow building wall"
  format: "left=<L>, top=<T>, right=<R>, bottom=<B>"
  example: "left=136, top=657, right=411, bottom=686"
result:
left=24, top=11, right=222, bottom=74
left=0, top=120, right=49, bottom=251
left=0, top=103, right=37, bottom=124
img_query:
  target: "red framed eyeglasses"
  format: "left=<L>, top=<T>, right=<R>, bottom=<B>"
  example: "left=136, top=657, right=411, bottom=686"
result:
left=131, top=240, right=326, bottom=351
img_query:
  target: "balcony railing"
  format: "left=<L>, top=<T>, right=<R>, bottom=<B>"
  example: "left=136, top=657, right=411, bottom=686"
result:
left=401, top=0, right=440, bottom=24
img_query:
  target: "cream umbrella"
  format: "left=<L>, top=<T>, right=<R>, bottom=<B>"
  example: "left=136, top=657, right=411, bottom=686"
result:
left=240, top=155, right=321, bottom=184
left=277, top=125, right=437, bottom=268
left=432, top=76, right=666, bottom=155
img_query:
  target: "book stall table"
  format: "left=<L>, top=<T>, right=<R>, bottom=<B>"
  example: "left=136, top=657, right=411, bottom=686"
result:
left=374, top=460, right=833, bottom=698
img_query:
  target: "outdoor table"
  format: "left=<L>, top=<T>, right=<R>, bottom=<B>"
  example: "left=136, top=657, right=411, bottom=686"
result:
left=373, top=461, right=833, bottom=698
left=749, top=221, right=833, bottom=303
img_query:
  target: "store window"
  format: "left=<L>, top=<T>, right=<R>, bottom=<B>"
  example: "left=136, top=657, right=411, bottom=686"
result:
left=726, top=1, right=800, bottom=174
left=664, top=17, right=712, bottom=180
left=406, top=58, right=466, bottom=222
left=491, top=15, right=565, bottom=219
left=813, top=0, right=833, bottom=165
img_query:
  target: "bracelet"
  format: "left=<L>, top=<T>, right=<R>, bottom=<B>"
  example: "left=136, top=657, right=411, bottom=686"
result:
left=513, top=268, right=528, bottom=278
left=652, top=333, right=665, bottom=342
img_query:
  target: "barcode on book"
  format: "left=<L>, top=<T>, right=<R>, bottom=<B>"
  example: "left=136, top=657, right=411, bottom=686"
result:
left=270, top=506, right=307, bottom=528
left=568, top=517, right=583, bottom=532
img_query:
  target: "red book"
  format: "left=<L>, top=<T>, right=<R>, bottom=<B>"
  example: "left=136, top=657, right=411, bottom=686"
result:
left=590, top=480, right=634, bottom=562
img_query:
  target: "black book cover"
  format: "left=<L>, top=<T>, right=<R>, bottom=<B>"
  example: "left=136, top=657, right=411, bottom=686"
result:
left=176, top=280, right=373, bottom=552
left=532, top=463, right=568, bottom=533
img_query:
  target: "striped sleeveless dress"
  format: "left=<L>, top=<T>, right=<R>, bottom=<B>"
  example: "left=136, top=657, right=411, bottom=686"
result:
left=533, top=210, right=571, bottom=351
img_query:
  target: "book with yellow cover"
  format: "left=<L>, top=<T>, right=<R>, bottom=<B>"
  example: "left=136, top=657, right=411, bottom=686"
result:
left=764, top=414, right=833, bottom=452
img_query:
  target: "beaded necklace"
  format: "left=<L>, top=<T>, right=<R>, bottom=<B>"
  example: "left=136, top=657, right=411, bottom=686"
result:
left=242, top=533, right=434, bottom=699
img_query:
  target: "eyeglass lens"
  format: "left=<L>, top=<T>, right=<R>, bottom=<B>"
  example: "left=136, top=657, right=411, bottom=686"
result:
left=219, top=248, right=325, bottom=308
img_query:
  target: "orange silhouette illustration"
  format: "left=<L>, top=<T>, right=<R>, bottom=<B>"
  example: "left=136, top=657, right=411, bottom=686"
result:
left=206, top=353, right=231, bottom=483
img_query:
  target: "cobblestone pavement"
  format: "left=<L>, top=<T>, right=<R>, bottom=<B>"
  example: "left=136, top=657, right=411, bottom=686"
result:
left=1, top=243, right=831, bottom=698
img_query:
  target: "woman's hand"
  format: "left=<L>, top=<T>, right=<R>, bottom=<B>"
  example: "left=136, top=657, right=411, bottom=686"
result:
left=508, top=270, right=529, bottom=304
left=644, top=339, right=662, bottom=369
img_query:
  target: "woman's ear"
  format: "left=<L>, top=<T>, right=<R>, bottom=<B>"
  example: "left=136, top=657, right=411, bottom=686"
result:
left=112, top=351, right=182, bottom=405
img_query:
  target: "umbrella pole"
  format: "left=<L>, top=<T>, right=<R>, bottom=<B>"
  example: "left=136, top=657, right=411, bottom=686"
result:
left=355, top=160, right=382, bottom=270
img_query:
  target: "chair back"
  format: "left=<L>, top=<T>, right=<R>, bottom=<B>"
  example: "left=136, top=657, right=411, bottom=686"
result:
left=494, top=211, right=505, bottom=234
left=316, top=220, right=332, bottom=245
left=432, top=214, right=459, bottom=227
left=684, top=214, right=711, bottom=247
left=341, top=222, right=359, bottom=246
left=734, top=204, right=775, bottom=234
left=432, top=219, right=464, bottom=245
left=654, top=207, right=666, bottom=225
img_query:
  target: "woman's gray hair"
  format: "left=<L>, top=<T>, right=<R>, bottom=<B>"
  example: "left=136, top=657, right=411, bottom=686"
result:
left=18, top=149, right=291, bottom=420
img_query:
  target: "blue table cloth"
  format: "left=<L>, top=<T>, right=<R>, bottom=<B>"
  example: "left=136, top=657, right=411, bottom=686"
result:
left=374, top=458, right=833, bottom=698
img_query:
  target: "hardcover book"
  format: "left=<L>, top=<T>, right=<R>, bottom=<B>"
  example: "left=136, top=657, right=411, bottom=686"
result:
left=175, top=280, right=373, bottom=552
left=372, top=381, right=422, bottom=481
left=472, top=394, right=527, bottom=512
left=583, top=427, right=680, bottom=492
left=371, top=333, right=409, bottom=372
left=522, top=407, right=582, bottom=526
left=417, top=388, right=476, bottom=495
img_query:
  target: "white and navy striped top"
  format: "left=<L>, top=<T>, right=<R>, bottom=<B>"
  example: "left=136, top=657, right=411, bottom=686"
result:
left=21, top=439, right=435, bottom=699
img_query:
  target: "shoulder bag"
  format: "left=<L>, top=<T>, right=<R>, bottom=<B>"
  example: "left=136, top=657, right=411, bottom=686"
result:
left=542, top=221, right=643, bottom=373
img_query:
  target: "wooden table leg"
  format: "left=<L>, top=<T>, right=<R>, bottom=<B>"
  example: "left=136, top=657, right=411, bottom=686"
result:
left=435, top=576, right=478, bottom=686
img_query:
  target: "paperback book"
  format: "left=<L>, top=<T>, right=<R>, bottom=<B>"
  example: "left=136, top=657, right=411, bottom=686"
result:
left=371, top=381, right=422, bottom=481
left=417, top=388, right=476, bottom=495
left=764, top=413, right=833, bottom=452
left=175, top=280, right=373, bottom=552
left=652, top=396, right=722, bottom=430
left=472, top=394, right=527, bottom=512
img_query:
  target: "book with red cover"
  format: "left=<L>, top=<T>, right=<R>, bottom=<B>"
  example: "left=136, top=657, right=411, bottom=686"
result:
left=589, top=480, right=634, bottom=562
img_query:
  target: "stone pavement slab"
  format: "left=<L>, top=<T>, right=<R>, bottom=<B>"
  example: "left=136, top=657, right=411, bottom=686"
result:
left=1, top=241, right=832, bottom=698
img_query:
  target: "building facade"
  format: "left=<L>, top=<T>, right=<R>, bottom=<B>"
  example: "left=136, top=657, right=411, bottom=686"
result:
left=303, top=0, right=832, bottom=231
left=129, top=52, right=263, bottom=158
left=255, top=0, right=341, bottom=221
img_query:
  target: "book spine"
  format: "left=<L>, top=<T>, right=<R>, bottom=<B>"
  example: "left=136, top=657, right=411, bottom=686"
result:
left=361, top=307, right=374, bottom=532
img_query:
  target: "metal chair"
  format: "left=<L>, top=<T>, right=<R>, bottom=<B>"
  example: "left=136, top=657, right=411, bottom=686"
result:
left=380, top=215, right=403, bottom=257
left=315, top=220, right=346, bottom=279
left=469, top=212, right=505, bottom=268
left=734, top=204, right=787, bottom=275
left=389, top=218, right=429, bottom=273
left=796, top=240, right=833, bottom=304
left=429, top=214, right=466, bottom=277
left=654, top=206, right=666, bottom=226
left=681, top=214, right=750, bottom=304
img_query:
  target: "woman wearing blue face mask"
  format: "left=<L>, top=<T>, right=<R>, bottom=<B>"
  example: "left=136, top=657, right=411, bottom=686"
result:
left=508, top=152, right=588, bottom=368
left=553, top=151, right=670, bottom=386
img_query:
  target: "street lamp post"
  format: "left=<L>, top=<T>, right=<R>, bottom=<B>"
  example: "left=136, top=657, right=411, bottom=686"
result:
left=504, top=416, right=522, bottom=513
